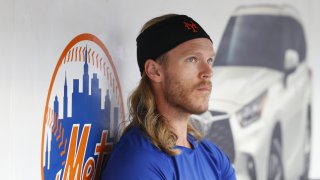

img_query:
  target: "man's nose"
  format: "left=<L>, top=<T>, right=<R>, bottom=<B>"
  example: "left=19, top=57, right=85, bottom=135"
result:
left=200, top=61, right=213, bottom=79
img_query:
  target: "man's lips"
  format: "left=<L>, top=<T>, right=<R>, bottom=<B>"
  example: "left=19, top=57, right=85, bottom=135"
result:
left=196, top=82, right=212, bottom=92
left=198, top=86, right=211, bottom=91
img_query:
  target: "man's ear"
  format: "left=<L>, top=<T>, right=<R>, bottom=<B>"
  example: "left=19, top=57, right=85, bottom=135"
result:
left=144, top=59, right=162, bottom=83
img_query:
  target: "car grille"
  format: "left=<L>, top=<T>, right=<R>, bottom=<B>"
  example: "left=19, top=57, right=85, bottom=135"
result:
left=209, top=110, right=227, bottom=116
left=205, top=117, right=235, bottom=163
left=191, top=111, right=235, bottom=163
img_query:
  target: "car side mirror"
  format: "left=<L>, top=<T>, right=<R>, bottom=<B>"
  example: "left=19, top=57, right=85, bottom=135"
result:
left=284, top=49, right=299, bottom=72
left=283, top=49, right=299, bottom=87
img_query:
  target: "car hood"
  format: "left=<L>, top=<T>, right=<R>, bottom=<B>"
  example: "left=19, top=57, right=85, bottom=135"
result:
left=210, top=66, right=282, bottom=106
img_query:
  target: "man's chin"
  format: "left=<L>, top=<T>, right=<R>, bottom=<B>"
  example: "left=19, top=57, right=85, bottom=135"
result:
left=190, top=106, right=208, bottom=115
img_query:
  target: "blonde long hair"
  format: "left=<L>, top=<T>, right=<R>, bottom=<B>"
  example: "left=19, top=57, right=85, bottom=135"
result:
left=125, top=14, right=202, bottom=156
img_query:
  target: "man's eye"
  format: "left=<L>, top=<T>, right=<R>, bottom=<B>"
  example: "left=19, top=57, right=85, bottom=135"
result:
left=187, top=57, right=197, bottom=63
left=207, top=58, right=214, bottom=65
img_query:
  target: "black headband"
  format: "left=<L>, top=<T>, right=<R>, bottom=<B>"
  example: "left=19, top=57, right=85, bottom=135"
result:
left=136, top=15, right=212, bottom=75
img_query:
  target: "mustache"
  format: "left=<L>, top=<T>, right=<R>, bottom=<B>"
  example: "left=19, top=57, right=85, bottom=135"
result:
left=195, top=81, right=212, bottom=90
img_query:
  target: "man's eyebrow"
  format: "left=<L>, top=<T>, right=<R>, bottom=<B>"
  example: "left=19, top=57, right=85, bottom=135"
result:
left=179, top=49, right=216, bottom=59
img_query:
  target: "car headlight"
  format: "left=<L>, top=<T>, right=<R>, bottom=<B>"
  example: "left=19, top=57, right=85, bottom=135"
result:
left=237, top=91, right=267, bottom=127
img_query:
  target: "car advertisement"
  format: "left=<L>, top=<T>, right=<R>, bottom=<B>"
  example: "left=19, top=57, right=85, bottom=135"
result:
left=191, top=5, right=312, bottom=179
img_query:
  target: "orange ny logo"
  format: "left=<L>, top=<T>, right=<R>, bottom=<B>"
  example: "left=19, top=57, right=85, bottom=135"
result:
left=183, top=21, right=198, bottom=32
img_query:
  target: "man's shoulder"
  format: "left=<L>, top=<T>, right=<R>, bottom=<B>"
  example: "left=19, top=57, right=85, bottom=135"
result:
left=115, top=127, right=161, bottom=152
left=102, top=127, right=173, bottom=180
left=198, top=139, right=221, bottom=153
left=198, top=139, right=236, bottom=180
left=109, top=134, right=169, bottom=168
left=197, top=139, right=230, bottom=162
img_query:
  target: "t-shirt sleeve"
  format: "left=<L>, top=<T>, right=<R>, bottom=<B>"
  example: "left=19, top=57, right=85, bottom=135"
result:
left=202, top=140, right=236, bottom=180
left=101, top=146, right=173, bottom=180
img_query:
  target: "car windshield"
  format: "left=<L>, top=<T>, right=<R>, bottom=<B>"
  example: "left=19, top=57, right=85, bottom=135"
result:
left=214, top=15, right=284, bottom=71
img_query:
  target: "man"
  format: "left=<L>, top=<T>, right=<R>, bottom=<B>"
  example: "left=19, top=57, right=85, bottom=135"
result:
left=101, top=14, right=236, bottom=180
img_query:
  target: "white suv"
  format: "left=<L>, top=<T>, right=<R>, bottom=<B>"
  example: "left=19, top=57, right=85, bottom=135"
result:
left=191, top=4, right=312, bottom=180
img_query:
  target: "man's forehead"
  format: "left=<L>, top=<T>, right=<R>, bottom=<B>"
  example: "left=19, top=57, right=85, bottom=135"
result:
left=170, top=39, right=215, bottom=56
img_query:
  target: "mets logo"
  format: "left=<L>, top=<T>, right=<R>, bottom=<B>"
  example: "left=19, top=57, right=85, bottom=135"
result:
left=40, top=33, right=125, bottom=180
left=183, top=21, right=198, bottom=32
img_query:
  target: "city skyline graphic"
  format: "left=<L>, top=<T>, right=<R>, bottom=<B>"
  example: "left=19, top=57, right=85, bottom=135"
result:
left=43, top=44, right=121, bottom=179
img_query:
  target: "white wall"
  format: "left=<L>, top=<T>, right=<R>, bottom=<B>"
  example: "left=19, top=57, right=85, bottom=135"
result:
left=0, top=0, right=319, bottom=179
left=307, top=0, right=320, bottom=178
left=0, top=0, right=14, bottom=178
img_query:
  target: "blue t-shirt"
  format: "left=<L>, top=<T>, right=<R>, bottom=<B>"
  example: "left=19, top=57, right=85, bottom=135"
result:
left=101, top=127, right=236, bottom=180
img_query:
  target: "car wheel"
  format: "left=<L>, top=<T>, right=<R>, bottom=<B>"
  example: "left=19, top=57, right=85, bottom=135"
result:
left=268, top=137, right=284, bottom=180
left=300, top=106, right=312, bottom=180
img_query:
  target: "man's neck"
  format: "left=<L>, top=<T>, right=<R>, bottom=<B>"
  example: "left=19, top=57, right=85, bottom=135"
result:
left=170, top=117, right=192, bottom=148
left=158, top=104, right=192, bottom=148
